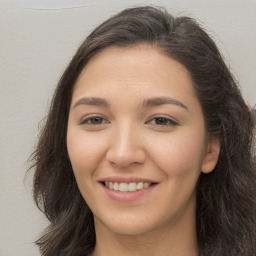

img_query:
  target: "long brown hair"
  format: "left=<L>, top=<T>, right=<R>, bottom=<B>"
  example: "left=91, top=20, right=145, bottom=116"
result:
left=30, top=6, right=256, bottom=256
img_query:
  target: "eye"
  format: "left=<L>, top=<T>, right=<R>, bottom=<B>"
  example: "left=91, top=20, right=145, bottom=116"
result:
left=80, top=116, right=109, bottom=125
left=146, top=117, right=178, bottom=126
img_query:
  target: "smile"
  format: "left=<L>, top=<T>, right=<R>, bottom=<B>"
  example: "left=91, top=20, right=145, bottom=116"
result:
left=104, top=181, right=151, bottom=192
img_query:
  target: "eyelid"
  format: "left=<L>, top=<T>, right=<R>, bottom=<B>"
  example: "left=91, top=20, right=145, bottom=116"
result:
left=79, top=114, right=110, bottom=125
left=145, top=115, right=179, bottom=126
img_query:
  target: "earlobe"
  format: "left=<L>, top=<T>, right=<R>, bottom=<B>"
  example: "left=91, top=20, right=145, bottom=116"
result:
left=201, top=136, right=221, bottom=174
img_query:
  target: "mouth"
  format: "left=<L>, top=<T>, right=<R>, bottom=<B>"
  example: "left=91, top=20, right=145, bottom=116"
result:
left=99, top=179, right=158, bottom=202
left=102, top=181, right=155, bottom=192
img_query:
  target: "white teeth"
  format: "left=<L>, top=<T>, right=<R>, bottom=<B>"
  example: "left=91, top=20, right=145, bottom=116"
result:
left=119, top=183, right=128, bottom=192
left=113, top=182, right=119, bottom=191
left=109, top=182, right=113, bottom=189
left=104, top=181, right=152, bottom=192
left=128, top=182, right=137, bottom=192
left=136, top=182, right=143, bottom=190
left=143, top=182, right=150, bottom=188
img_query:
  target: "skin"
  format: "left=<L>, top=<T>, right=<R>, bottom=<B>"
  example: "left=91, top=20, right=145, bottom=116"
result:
left=67, top=45, right=220, bottom=256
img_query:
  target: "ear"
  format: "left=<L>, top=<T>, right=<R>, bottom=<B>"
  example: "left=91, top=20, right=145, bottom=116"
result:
left=201, top=136, right=220, bottom=174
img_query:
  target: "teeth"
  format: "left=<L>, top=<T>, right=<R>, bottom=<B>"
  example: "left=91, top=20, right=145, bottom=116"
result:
left=104, top=181, right=151, bottom=192
left=109, top=182, right=113, bottom=190
left=128, top=182, right=137, bottom=191
left=113, top=182, right=119, bottom=191
left=136, top=182, right=143, bottom=190
left=119, top=183, right=128, bottom=192
left=143, top=182, right=150, bottom=188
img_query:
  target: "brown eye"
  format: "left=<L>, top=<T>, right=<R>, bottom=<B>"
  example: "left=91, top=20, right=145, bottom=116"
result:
left=155, top=117, right=170, bottom=125
left=89, top=117, right=104, bottom=124
left=147, top=117, right=178, bottom=126
left=80, top=116, right=109, bottom=125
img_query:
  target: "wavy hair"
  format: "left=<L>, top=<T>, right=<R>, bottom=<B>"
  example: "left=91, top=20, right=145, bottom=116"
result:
left=30, top=6, right=256, bottom=256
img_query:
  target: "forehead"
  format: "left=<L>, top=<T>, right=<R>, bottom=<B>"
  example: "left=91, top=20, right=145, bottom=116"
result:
left=72, top=44, right=197, bottom=102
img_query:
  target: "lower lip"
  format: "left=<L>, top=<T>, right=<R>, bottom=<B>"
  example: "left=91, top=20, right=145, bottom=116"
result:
left=100, top=183, right=157, bottom=202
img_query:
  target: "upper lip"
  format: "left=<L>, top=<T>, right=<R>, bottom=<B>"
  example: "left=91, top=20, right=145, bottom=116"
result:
left=98, top=176, right=158, bottom=183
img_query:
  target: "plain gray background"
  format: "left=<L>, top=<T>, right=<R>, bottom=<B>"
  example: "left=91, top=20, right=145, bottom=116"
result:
left=1, top=0, right=255, bottom=255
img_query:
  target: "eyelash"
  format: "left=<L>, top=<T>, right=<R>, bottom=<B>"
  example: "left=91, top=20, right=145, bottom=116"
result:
left=79, top=115, right=179, bottom=127
left=79, top=116, right=109, bottom=125
left=146, top=116, right=179, bottom=126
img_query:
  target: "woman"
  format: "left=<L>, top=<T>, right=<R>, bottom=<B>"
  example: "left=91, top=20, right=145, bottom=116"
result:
left=31, top=6, right=256, bottom=256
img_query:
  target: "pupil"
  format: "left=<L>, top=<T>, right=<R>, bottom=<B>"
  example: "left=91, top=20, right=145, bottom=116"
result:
left=156, top=118, right=167, bottom=125
left=92, top=117, right=102, bottom=124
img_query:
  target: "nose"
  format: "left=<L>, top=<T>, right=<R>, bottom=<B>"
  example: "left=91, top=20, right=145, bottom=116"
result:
left=105, top=124, right=146, bottom=168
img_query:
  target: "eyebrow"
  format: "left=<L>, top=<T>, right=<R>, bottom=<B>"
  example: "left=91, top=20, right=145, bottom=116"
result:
left=72, top=97, right=110, bottom=109
left=143, top=97, right=188, bottom=111
left=72, top=96, right=188, bottom=111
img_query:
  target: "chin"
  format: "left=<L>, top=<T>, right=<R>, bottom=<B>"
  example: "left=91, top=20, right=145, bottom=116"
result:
left=94, top=212, right=167, bottom=236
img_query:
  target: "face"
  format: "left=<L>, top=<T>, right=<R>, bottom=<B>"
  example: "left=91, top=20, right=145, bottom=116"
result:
left=67, top=45, right=219, bottom=236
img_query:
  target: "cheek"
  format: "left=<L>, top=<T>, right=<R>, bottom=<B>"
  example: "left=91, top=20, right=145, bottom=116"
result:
left=147, top=129, right=206, bottom=177
left=67, top=130, right=108, bottom=176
